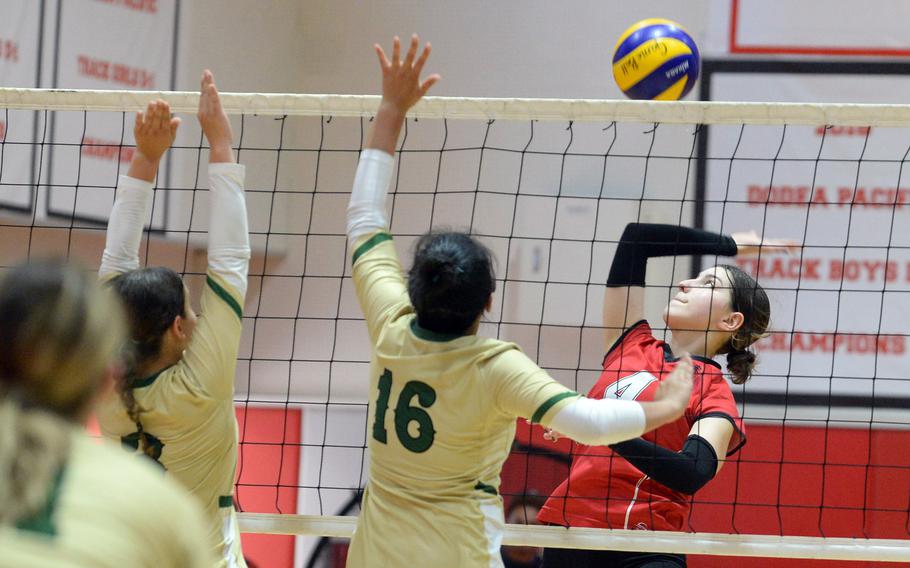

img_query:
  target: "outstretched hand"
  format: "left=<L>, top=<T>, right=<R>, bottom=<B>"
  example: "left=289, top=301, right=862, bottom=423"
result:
left=134, top=100, right=179, bottom=163
left=128, top=100, right=179, bottom=182
left=732, top=231, right=800, bottom=256
left=366, top=34, right=440, bottom=154
left=197, top=70, right=233, bottom=163
left=375, top=34, right=440, bottom=115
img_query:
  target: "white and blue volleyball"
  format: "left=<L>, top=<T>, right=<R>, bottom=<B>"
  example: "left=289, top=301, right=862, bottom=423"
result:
left=612, top=19, right=700, bottom=101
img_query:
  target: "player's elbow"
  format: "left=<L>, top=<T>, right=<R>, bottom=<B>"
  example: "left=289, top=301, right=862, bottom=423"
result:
left=671, top=472, right=714, bottom=495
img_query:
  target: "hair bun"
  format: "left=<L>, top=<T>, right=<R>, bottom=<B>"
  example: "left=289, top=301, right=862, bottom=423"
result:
left=726, top=348, right=757, bottom=385
left=421, top=255, right=459, bottom=285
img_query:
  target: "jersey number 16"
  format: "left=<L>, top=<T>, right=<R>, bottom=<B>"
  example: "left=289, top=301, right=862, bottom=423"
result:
left=372, top=369, right=437, bottom=453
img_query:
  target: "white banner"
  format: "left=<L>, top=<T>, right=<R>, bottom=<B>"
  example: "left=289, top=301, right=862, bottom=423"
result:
left=0, top=0, right=43, bottom=211
left=48, top=0, right=177, bottom=227
left=705, top=0, right=910, bottom=57
left=703, top=71, right=910, bottom=402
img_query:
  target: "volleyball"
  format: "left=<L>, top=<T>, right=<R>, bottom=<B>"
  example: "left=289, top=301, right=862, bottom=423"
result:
left=612, top=18, right=700, bottom=100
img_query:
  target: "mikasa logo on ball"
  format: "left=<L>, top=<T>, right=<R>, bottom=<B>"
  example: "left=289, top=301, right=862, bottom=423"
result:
left=666, top=59, right=690, bottom=79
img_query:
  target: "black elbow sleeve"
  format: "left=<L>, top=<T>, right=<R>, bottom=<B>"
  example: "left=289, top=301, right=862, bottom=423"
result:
left=606, top=223, right=648, bottom=287
left=675, top=434, right=720, bottom=494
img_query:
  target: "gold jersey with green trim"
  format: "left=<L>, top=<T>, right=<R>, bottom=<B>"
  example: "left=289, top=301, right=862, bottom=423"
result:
left=96, top=271, right=246, bottom=568
left=0, top=431, right=214, bottom=568
left=347, top=231, right=579, bottom=568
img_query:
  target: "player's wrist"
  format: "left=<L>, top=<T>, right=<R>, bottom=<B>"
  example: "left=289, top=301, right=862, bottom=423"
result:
left=642, top=398, right=684, bottom=431
left=128, top=151, right=161, bottom=182
left=134, top=149, right=163, bottom=165
left=377, top=100, right=408, bottom=121
left=207, top=142, right=234, bottom=164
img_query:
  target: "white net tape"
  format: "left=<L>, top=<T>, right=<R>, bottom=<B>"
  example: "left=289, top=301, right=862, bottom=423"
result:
left=4, top=87, right=910, bottom=125
left=3, top=88, right=908, bottom=562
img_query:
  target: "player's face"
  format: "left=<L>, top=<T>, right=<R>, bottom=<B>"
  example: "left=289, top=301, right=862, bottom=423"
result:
left=663, top=266, right=737, bottom=332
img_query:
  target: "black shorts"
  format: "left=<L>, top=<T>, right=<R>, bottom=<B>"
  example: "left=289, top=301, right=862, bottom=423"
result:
left=542, top=547, right=686, bottom=568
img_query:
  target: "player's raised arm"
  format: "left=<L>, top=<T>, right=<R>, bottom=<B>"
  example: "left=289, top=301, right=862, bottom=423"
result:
left=99, top=100, right=179, bottom=278
left=199, top=70, right=250, bottom=298
left=347, top=35, right=440, bottom=337
left=602, top=223, right=797, bottom=350
left=498, top=351, right=694, bottom=447
left=346, top=35, right=440, bottom=245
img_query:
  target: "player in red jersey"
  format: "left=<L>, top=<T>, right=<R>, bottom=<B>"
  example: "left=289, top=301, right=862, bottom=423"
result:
left=538, top=223, right=797, bottom=568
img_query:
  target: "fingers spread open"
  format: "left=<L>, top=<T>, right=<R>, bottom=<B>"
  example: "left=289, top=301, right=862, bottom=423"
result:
left=391, top=36, right=401, bottom=66
left=414, top=42, right=432, bottom=75
left=419, top=74, right=440, bottom=98
left=374, top=44, right=390, bottom=70
left=404, top=34, right=419, bottom=68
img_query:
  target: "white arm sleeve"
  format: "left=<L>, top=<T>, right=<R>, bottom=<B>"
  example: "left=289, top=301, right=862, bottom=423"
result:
left=99, top=175, right=154, bottom=278
left=207, top=162, right=250, bottom=298
left=346, top=149, right=395, bottom=245
left=548, top=396, right=647, bottom=446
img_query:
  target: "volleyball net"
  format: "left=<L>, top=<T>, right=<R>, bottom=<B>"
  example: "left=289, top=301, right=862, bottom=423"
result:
left=1, top=89, right=909, bottom=564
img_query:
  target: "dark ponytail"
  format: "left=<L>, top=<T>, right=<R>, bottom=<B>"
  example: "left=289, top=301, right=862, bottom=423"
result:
left=408, top=232, right=496, bottom=335
left=107, top=267, right=185, bottom=430
left=717, top=264, right=770, bottom=385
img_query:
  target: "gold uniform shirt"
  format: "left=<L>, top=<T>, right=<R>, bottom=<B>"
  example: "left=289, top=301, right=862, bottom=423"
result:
left=96, top=271, right=246, bottom=568
left=0, top=431, right=213, bottom=568
left=347, top=232, right=580, bottom=568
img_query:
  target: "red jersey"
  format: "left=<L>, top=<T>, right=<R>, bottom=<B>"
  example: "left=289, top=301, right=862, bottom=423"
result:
left=538, top=320, right=746, bottom=532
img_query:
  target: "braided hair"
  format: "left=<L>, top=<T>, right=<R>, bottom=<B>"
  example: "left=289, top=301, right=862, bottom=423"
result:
left=107, top=267, right=185, bottom=456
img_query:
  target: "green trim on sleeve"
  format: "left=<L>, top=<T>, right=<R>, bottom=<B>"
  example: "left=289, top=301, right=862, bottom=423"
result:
left=218, top=495, right=235, bottom=508
left=530, top=391, right=580, bottom=425
left=15, top=467, right=65, bottom=536
left=351, top=232, right=393, bottom=265
left=206, top=276, right=243, bottom=321
left=474, top=482, right=498, bottom=496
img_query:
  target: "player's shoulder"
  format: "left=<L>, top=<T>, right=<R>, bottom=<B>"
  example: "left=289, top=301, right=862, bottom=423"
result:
left=351, top=230, right=395, bottom=266
left=62, top=435, right=211, bottom=564
left=604, top=320, right=658, bottom=367
left=69, top=435, right=172, bottom=492
left=66, top=435, right=197, bottom=522
left=474, top=338, right=536, bottom=375
left=203, top=270, right=244, bottom=321
left=608, top=320, right=654, bottom=351
left=132, top=364, right=195, bottom=399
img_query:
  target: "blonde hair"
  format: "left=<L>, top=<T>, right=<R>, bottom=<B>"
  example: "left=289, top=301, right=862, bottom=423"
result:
left=0, top=260, right=126, bottom=527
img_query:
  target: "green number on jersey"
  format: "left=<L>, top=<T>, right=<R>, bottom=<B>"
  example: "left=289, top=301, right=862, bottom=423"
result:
left=372, top=370, right=393, bottom=444
left=372, top=369, right=437, bottom=453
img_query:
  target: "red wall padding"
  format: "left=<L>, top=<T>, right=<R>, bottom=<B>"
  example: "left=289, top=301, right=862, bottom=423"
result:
left=235, top=406, right=301, bottom=568
left=502, top=420, right=910, bottom=567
